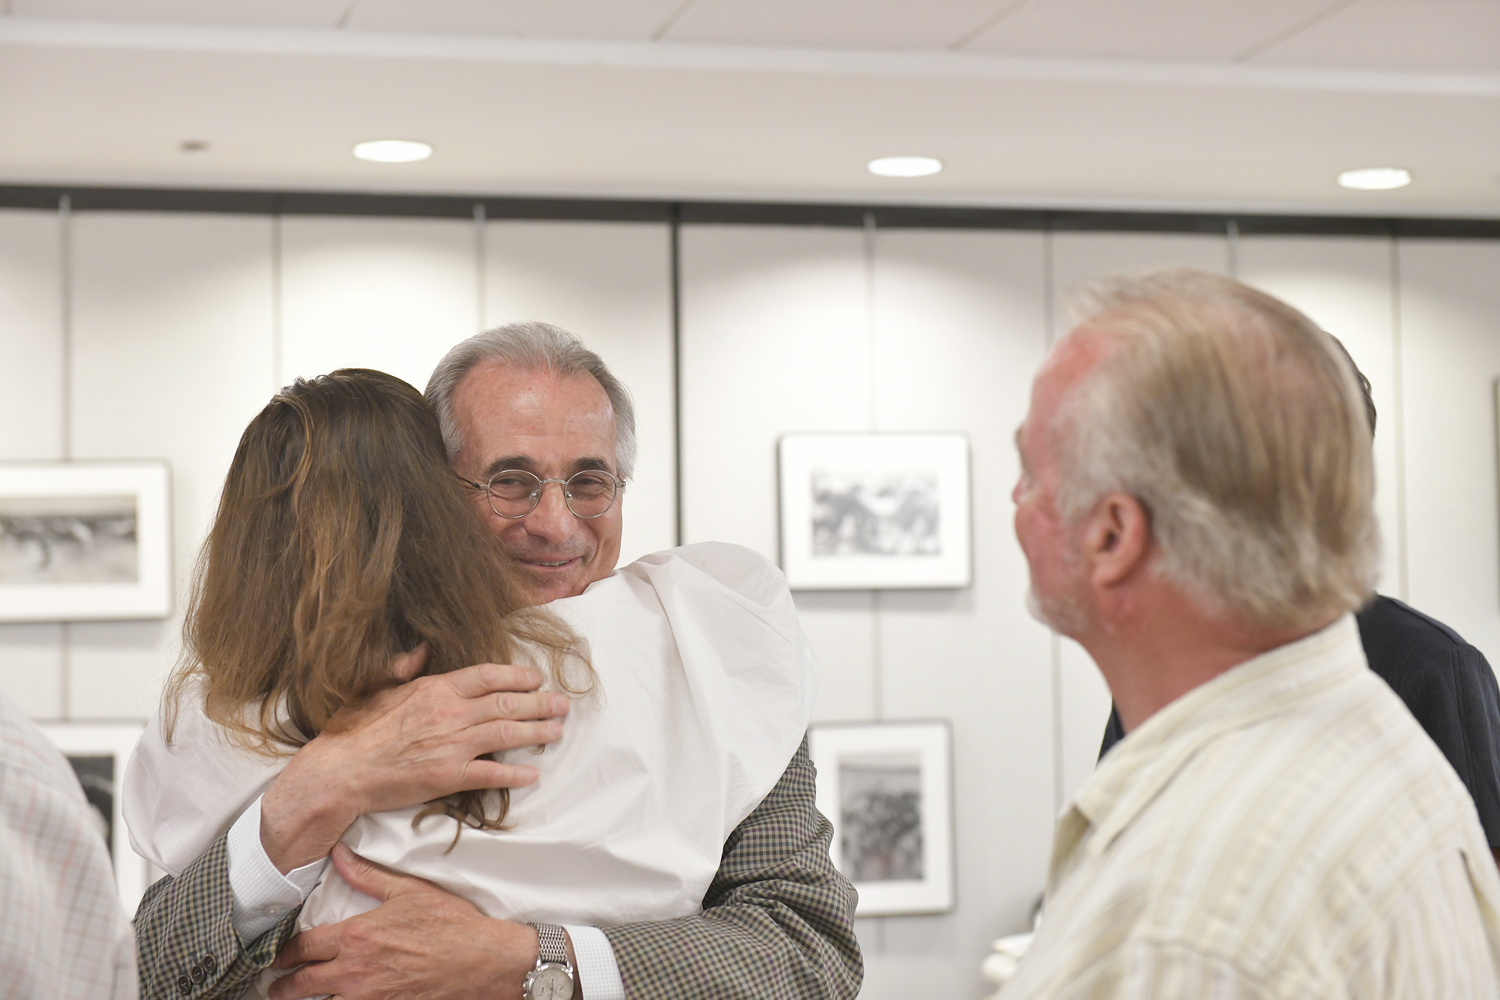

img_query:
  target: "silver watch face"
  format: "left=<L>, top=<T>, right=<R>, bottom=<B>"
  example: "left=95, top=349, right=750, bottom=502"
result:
left=524, top=962, right=574, bottom=1000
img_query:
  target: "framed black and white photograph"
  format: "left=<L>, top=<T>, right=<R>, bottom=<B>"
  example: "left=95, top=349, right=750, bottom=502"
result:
left=778, top=433, right=970, bottom=590
left=37, top=721, right=151, bottom=913
left=0, top=462, right=172, bottom=623
left=810, top=720, right=954, bottom=916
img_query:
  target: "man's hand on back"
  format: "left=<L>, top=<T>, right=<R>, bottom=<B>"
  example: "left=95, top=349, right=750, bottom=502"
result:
left=267, top=845, right=559, bottom=1000
left=259, top=649, right=571, bottom=872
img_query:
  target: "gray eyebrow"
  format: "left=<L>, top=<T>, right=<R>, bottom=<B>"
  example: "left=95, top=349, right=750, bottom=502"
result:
left=482, top=455, right=617, bottom=479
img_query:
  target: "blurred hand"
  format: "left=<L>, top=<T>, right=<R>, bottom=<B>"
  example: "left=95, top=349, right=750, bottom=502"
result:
left=260, top=650, right=569, bottom=872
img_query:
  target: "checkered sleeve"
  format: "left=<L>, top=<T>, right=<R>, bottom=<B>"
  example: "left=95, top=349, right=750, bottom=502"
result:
left=132, top=832, right=301, bottom=1000
left=602, top=738, right=863, bottom=1000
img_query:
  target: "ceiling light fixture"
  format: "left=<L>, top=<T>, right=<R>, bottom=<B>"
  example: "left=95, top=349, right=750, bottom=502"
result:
left=1337, top=167, right=1411, bottom=191
left=868, top=156, right=943, bottom=178
left=353, top=139, right=434, bottom=163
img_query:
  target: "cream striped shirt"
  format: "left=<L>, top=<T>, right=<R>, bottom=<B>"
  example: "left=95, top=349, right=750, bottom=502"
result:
left=1004, top=614, right=1500, bottom=1000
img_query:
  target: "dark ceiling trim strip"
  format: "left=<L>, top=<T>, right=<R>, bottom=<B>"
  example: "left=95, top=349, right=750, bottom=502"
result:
left=1, top=184, right=1497, bottom=239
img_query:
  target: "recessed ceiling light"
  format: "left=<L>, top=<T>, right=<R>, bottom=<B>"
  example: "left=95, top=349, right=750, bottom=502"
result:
left=353, top=139, right=434, bottom=163
left=1337, top=167, right=1411, bottom=191
left=868, top=156, right=943, bottom=178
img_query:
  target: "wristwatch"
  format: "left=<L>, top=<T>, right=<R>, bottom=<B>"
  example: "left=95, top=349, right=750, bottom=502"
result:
left=523, top=922, right=576, bottom=1000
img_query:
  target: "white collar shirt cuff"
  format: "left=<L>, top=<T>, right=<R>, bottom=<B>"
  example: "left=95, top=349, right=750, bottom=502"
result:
left=561, top=924, right=625, bottom=1000
left=227, top=795, right=329, bottom=943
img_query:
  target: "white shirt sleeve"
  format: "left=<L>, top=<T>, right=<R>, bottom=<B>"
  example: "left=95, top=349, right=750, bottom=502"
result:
left=561, top=925, right=626, bottom=1000
left=226, top=795, right=329, bottom=942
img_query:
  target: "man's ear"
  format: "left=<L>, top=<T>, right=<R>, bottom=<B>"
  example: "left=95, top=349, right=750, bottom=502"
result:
left=1081, top=492, right=1151, bottom=588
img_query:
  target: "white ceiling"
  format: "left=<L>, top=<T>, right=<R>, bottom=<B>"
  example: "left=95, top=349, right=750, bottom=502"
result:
left=1, top=1, right=1497, bottom=214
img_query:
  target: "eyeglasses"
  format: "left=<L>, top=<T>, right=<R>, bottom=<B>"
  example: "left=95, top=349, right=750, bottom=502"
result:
left=458, top=468, right=626, bottom=520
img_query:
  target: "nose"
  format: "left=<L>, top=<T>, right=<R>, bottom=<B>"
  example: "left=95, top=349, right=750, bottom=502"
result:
left=519, top=480, right=574, bottom=541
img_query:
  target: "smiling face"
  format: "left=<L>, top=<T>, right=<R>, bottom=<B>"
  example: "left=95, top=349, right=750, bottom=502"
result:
left=449, top=360, right=624, bottom=607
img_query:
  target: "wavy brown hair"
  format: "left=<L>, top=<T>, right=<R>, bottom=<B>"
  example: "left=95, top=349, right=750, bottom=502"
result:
left=165, top=368, right=587, bottom=835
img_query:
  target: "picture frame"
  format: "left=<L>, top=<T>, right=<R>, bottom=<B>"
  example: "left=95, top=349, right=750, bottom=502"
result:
left=0, top=461, right=172, bottom=623
left=37, top=721, right=151, bottom=914
left=809, top=719, right=955, bottom=916
left=778, top=433, right=971, bottom=590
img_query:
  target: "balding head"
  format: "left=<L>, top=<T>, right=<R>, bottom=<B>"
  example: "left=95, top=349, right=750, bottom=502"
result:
left=1045, top=268, right=1379, bottom=630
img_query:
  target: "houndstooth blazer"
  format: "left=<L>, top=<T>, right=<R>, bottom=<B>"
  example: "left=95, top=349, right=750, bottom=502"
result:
left=133, top=739, right=863, bottom=1000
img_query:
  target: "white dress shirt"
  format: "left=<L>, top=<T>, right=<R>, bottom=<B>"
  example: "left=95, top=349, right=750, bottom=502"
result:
left=1002, top=614, right=1500, bottom=999
left=125, top=542, right=817, bottom=1000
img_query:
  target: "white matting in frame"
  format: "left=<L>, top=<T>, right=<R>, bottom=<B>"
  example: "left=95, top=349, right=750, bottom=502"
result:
left=810, top=720, right=954, bottom=916
left=37, top=721, right=151, bottom=915
left=779, top=433, right=971, bottom=590
left=0, top=461, right=172, bottom=622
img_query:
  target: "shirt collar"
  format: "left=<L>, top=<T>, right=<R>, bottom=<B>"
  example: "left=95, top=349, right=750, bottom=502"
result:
left=1060, top=613, right=1367, bottom=872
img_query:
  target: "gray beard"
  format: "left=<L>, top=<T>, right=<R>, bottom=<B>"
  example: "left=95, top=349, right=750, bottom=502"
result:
left=1026, top=584, right=1089, bottom=638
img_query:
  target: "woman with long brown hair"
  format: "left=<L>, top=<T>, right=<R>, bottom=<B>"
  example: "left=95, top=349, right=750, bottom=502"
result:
left=154, top=369, right=581, bottom=836
left=124, top=368, right=815, bottom=997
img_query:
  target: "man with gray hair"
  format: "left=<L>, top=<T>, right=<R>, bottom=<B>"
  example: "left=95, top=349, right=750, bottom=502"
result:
left=132, top=322, right=860, bottom=1000
left=1005, top=269, right=1500, bottom=997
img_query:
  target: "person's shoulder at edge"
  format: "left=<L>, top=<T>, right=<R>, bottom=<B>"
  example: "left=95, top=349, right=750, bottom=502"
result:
left=0, top=693, right=76, bottom=793
left=1359, top=594, right=1477, bottom=654
left=626, top=541, right=788, bottom=599
left=122, top=675, right=284, bottom=878
left=571, top=541, right=816, bottom=705
left=570, top=542, right=792, bottom=611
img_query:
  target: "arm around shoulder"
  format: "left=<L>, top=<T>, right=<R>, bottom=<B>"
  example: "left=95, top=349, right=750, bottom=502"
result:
left=133, top=833, right=299, bottom=1000
left=602, top=739, right=863, bottom=1000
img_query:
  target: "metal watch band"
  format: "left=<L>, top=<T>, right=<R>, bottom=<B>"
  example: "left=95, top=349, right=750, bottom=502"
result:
left=529, top=922, right=569, bottom=968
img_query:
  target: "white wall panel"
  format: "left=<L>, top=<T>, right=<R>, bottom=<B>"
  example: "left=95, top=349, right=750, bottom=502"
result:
left=0, top=210, right=66, bottom=713
left=0, top=210, right=65, bottom=461
left=679, top=226, right=872, bottom=553
left=0, top=624, right=64, bottom=719
left=864, top=230, right=1054, bottom=997
left=1398, top=239, right=1500, bottom=663
left=1050, top=231, right=1231, bottom=334
left=679, top=225, right=877, bottom=724
left=484, top=221, right=675, bottom=565
left=279, top=217, right=479, bottom=392
left=69, top=212, right=275, bottom=718
left=1049, top=232, right=1229, bottom=803
left=1238, top=236, right=1401, bottom=598
left=794, top=591, right=878, bottom=722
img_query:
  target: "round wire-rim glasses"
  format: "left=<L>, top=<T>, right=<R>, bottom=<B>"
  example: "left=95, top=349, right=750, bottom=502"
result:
left=458, top=468, right=626, bottom=520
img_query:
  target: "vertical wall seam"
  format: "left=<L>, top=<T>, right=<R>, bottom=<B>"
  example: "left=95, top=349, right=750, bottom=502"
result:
left=59, top=194, right=72, bottom=462
left=1226, top=219, right=1241, bottom=279
left=270, top=214, right=283, bottom=391
left=473, top=202, right=487, bottom=332
left=863, top=211, right=878, bottom=432
left=1043, top=229, right=1057, bottom=349
left=1050, top=633, right=1063, bottom=813
left=58, top=193, right=72, bottom=719
left=670, top=205, right=684, bottom=547
left=1390, top=237, right=1409, bottom=602
left=863, top=212, right=882, bottom=724
left=871, top=592, right=883, bottom=721
left=1043, top=226, right=1064, bottom=814
left=1044, top=230, right=1068, bottom=815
